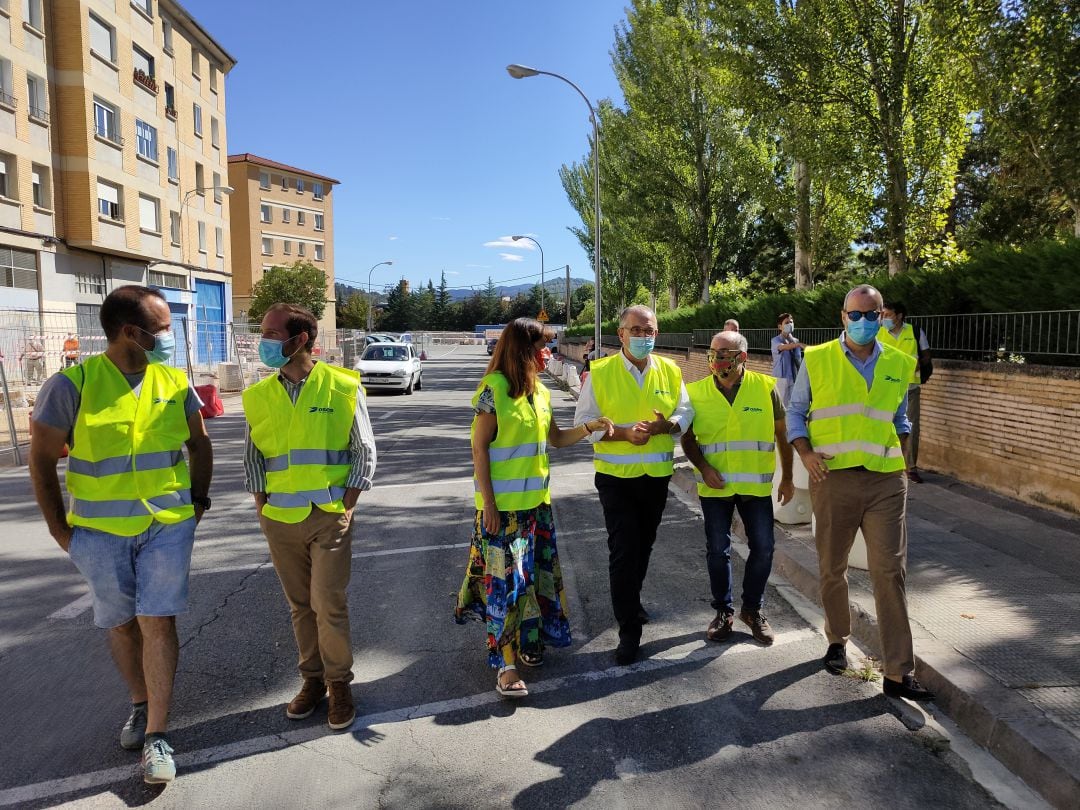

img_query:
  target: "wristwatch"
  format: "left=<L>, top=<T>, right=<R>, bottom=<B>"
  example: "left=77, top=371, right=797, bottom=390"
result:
left=193, top=495, right=212, bottom=511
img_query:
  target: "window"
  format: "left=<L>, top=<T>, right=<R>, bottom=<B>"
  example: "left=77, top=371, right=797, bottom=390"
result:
left=166, top=147, right=178, bottom=181
left=192, top=103, right=202, bottom=136
left=133, top=0, right=152, bottom=17
left=194, top=162, right=204, bottom=192
left=132, top=45, right=154, bottom=79
left=89, top=13, right=116, bottom=62
left=297, top=242, right=306, bottom=257
left=0, top=246, right=37, bottom=291
left=280, top=174, right=288, bottom=190
left=297, top=210, right=306, bottom=226
left=135, top=119, right=157, bottom=161
left=169, top=210, right=180, bottom=244
left=76, top=275, right=106, bottom=296
left=0, top=152, right=11, bottom=198
left=209, top=63, right=218, bottom=93
left=26, top=73, right=46, bottom=120
left=296, top=177, right=304, bottom=193
left=93, top=98, right=120, bottom=143
left=260, top=204, right=271, bottom=223
left=139, top=194, right=160, bottom=233
left=212, top=171, right=221, bottom=201
left=97, top=180, right=121, bottom=220
left=314, top=244, right=324, bottom=261
left=314, top=213, right=324, bottom=231
left=281, top=208, right=290, bottom=224
left=261, top=237, right=272, bottom=255
left=197, top=221, right=206, bottom=253
left=210, top=117, right=219, bottom=148
left=23, top=0, right=42, bottom=31
left=283, top=240, right=291, bottom=255
left=162, top=17, right=173, bottom=52
left=259, top=171, right=270, bottom=189
left=164, top=82, right=175, bottom=113
left=0, top=59, right=12, bottom=108
left=215, top=226, right=223, bottom=256
left=31, top=163, right=49, bottom=208
left=149, top=270, right=187, bottom=290
left=313, top=182, right=324, bottom=200
left=191, top=50, right=201, bottom=77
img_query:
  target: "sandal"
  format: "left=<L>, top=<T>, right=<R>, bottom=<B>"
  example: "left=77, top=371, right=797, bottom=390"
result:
left=496, top=666, right=528, bottom=698
left=519, top=650, right=544, bottom=668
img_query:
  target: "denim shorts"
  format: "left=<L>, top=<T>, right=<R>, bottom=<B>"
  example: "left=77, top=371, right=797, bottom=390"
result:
left=67, top=518, right=196, bottom=628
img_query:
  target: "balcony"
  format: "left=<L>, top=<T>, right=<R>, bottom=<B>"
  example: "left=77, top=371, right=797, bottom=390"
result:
left=133, top=68, right=158, bottom=94
left=165, top=106, right=177, bottom=120
left=28, top=104, right=49, bottom=124
left=93, top=124, right=125, bottom=149
left=0, top=90, right=14, bottom=111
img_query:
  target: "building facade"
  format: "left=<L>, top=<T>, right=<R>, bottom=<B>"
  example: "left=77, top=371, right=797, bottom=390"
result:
left=0, top=0, right=235, bottom=371
left=226, top=153, right=338, bottom=337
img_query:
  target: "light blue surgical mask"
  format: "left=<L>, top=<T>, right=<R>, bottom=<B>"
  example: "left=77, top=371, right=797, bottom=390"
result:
left=845, top=318, right=879, bottom=346
left=881, top=317, right=895, bottom=331
left=259, top=337, right=293, bottom=369
left=135, top=327, right=175, bottom=365
left=628, top=336, right=655, bottom=359
left=782, top=322, right=794, bottom=335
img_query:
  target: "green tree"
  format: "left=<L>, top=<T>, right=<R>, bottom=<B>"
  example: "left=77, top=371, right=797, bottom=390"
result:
left=336, top=291, right=369, bottom=329
left=248, top=261, right=328, bottom=321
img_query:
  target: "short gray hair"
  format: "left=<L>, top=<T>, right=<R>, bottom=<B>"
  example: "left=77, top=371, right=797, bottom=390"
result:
left=711, top=330, right=748, bottom=353
left=619, top=304, right=656, bottom=327
left=723, top=319, right=740, bottom=331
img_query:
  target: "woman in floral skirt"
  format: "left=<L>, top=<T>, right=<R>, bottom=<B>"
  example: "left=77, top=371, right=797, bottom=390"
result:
left=455, top=318, right=612, bottom=697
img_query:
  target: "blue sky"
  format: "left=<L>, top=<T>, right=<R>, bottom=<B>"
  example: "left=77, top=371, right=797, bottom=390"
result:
left=185, top=0, right=629, bottom=296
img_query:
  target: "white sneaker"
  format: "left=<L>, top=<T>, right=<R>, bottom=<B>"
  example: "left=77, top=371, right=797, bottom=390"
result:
left=142, top=737, right=176, bottom=784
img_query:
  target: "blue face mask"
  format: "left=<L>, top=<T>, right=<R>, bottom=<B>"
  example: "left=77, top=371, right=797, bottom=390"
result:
left=845, top=318, right=879, bottom=346
left=881, top=317, right=895, bottom=331
left=258, top=337, right=293, bottom=369
left=136, top=327, right=175, bottom=365
left=628, top=336, right=655, bottom=359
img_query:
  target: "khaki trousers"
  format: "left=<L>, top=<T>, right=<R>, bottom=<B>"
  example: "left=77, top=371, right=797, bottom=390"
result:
left=809, top=468, right=914, bottom=680
left=260, top=507, right=354, bottom=683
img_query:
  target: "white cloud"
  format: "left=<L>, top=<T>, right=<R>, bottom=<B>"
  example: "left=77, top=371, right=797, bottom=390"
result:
left=499, top=253, right=525, bottom=262
left=431, top=216, right=451, bottom=221
left=483, top=236, right=536, bottom=250
left=446, top=270, right=460, bottom=276
left=388, top=235, right=398, bottom=241
left=465, top=263, right=489, bottom=269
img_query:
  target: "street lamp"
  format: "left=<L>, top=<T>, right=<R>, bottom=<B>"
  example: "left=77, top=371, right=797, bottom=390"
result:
left=511, top=235, right=544, bottom=317
left=367, top=260, right=393, bottom=332
left=507, top=63, right=601, bottom=353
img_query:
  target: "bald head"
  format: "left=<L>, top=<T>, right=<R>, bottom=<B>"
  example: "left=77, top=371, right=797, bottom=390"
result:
left=619, top=305, right=656, bottom=328
left=710, top=330, right=748, bottom=353
left=843, top=284, right=883, bottom=312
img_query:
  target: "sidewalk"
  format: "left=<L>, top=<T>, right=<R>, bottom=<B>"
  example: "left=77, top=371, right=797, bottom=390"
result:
left=551, top=361, right=1080, bottom=809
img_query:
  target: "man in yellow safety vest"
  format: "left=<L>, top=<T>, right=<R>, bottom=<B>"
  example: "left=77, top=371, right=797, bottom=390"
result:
left=243, top=303, right=376, bottom=732
left=573, top=305, right=693, bottom=665
left=29, top=285, right=213, bottom=784
left=879, top=301, right=933, bottom=483
left=681, top=330, right=794, bottom=646
left=788, top=284, right=933, bottom=702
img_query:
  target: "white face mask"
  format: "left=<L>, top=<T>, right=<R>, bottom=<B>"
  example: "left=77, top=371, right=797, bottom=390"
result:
left=782, top=322, right=794, bottom=335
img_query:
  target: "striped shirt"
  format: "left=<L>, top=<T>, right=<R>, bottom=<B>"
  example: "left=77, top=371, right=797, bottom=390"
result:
left=243, top=365, right=377, bottom=494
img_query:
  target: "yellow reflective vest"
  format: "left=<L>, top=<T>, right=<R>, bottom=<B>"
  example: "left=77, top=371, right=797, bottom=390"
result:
left=63, top=354, right=193, bottom=536
left=687, top=370, right=777, bottom=497
left=804, top=339, right=915, bottom=473
left=879, top=322, right=920, bottom=384
left=589, top=352, right=682, bottom=478
left=471, top=372, right=552, bottom=512
left=243, top=362, right=360, bottom=524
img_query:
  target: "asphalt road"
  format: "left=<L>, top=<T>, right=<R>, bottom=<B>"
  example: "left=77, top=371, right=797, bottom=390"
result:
left=0, top=345, right=1026, bottom=808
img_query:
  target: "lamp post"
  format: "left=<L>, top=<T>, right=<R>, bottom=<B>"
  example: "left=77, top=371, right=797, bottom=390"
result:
left=367, top=260, right=393, bottom=332
left=507, top=64, right=601, bottom=353
left=511, top=235, right=545, bottom=318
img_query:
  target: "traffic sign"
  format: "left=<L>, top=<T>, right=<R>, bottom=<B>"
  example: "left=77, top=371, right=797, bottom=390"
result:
left=537, top=309, right=549, bottom=322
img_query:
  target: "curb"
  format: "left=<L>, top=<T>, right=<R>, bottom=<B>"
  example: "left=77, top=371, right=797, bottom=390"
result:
left=671, top=465, right=1080, bottom=810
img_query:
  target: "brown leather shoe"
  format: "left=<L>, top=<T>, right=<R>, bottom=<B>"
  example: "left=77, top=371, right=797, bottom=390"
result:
left=327, top=681, right=356, bottom=731
left=907, top=468, right=924, bottom=484
left=706, top=611, right=734, bottom=642
left=286, top=678, right=326, bottom=720
left=739, top=609, right=775, bottom=645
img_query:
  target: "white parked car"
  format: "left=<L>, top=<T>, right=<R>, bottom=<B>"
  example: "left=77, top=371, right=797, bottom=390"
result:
left=354, top=342, right=423, bottom=394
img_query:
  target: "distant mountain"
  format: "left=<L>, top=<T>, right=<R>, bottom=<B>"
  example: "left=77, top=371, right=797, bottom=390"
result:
left=336, top=278, right=592, bottom=303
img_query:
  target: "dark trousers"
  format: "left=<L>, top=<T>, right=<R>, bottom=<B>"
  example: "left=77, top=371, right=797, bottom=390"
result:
left=700, top=495, right=775, bottom=614
left=595, top=472, right=671, bottom=644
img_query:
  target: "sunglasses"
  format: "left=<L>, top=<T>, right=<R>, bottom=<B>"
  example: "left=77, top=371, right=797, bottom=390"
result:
left=845, top=309, right=881, bottom=322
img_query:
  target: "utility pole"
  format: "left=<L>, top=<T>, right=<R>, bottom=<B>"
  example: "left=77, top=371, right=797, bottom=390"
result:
left=565, top=265, right=571, bottom=326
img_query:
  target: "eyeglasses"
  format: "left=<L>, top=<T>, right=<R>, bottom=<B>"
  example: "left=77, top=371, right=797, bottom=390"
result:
left=845, top=309, right=881, bottom=322
left=624, top=326, right=658, bottom=337
left=706, top=349, right=741, bottom=362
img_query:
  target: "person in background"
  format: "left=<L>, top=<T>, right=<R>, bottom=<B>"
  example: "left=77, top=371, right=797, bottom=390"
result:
left=682, top=330, right=794, bottom=646
left=582, top=337, right=596, bottom=372
left=574, top=305, right=693, bottom=665
left=21, top=334, right=46, bottom=384
left=879, top=302, right=933, bottom=483
left=28, top=286, right=212, bottom=784
left=456, top=318, right=613, bottom=697
left=63, top=332, right=81, bottom=368
left=770, top=313, right=804, bottom=409
left=723, top=319, right=740, bottom=333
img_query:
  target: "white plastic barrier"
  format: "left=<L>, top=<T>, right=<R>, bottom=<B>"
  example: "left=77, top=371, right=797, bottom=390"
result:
left=809, top=514, right=869, bottom=570
left=564, top=366, right=580, bottom=389
left=773, top=447, right=812, bottom=525
left=548, top=359, right=564, bottom=377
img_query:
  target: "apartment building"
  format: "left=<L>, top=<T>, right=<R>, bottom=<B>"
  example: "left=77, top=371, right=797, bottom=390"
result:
left=0, top=0, right=235, bottom=368
left=226, top=153, right=338, bottom=337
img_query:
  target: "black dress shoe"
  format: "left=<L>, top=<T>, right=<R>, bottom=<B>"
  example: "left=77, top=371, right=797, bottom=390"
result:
left=614, top=639, right=639, bottom=666
left=823, top=643, right=848, bottom=674
left=883, top=675, right=935, bottom=702
left=637, top=606, right=650, bottom=625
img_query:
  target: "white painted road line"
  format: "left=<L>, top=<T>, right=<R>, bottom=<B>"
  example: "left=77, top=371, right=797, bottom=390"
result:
left=376, top=410, right=398, bottom=420
left=46, top=592, right=93, bottom=620
left=0, top=627, right=819, bottom=807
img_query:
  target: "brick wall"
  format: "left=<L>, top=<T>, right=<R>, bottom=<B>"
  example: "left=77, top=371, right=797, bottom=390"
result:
left=559, top=340, right=1080, bottom=513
